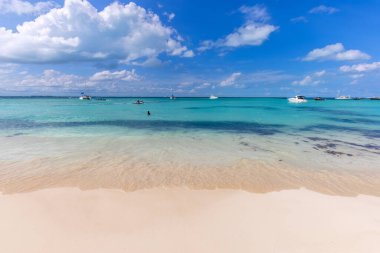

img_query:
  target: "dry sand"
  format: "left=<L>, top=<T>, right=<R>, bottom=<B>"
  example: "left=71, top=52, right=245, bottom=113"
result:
left=1, top=187, right=380, bottom=253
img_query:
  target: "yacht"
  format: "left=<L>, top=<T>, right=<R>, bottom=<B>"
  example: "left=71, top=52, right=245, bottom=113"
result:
left=79, top=82, right=91, bottom=100
left=79, top=93, right=91, bottom=100
left=335, top=96, right=351, bottom=100
left=169, top=89, right=176, bottom=100
left=288, top=95, right=307, bottom=103
left=209, top=95, right=218, bottom=100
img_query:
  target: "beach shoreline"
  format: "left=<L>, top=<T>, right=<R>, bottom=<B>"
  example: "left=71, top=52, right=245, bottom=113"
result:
left=1, top=187, right=379, bottom=253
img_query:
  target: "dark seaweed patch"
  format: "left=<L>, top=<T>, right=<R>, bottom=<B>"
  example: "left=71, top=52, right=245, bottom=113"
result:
left=324, top=150, right=353, bottom=157
left=306, top=136, right=380, bottom=154
left=315, top=143, right=337, bottom=149
left=5, top=132, right=25, bottom=137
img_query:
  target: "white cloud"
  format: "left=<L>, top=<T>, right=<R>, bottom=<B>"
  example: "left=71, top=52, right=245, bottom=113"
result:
left=303, top=43, right=370, bottom=61
left=0, top=0, right=57, bottom=15
left=340, top=62, right=380, bottom=72
left=350, top=74, right=364, bottom=79
left=163, top=12, right=175, bottom=22
left=197, top=40, right=214, bottom=52
left=18, top=69, right=84, bottom=89
left=0, top=65, right=142, bottom=94
left=189, top=82, right=212, bottom=93
left=223, top=23, right=278, bottom=47
left=314, top=70, right=326, bottom=77
left=292, top=70, right=326, bottom=86
left=309, top=5, right=339, bottom=15
left=198, top=5, right=278, bottom=51
left=220, top=72, right=242, bottom=87
left=0, top=0, right=193, bottom=64
left=90, top=69, right=140, bottom=82
left=290, top=16, right=308, bottom=23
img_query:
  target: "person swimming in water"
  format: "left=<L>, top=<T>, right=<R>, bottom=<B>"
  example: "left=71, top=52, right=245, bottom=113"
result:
left=147, top=110, right=151, bottom=116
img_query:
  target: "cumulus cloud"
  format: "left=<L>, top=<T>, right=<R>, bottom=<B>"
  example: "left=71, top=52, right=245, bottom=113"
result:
left=309, top=5, right=339, bottom=15
left=0, top=0, right=57, bottom=15
left=17, top=69, right=84, bottom=89
left=292, top=70, right=326, bottom=86
left=340, top=62, right=380, bottom=72
left=303, top=43, right=370, bottom=61
left=0, top=65, right=142, bottom=94
left=198, top=5, right=278, bottom=51
left=0, top=0, right=193, bottom=64
left=90, top=69, right=140, bottom=82
left=220, top=72, right=242, bottom=87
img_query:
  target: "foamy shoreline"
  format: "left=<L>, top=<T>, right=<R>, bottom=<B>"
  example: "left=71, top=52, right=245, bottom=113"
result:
left=1, top=187, right=379, bottom=253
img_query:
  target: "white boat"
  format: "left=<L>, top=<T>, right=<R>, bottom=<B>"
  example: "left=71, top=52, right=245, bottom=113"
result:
left=169, top=94, right=176, bottom=100
left=79, top=83, right=91, bottom=100
left=288, top=95, right=307, bottom=103
left=209, top=95, right=218, bottom=100
left=335, top=96, right=351, bottom=100
left=79, top=95, right=91, bottom=100
left=133, top=99, right=144, bottom=104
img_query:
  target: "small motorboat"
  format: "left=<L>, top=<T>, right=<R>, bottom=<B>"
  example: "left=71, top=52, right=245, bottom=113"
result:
left=133, top=99, right=144, bottom=104
left=209, top=95, right=218, bottom=100
left=314, top=97, right=325, bottom=101
left=335, top=96, right=351, bottom=100
left=288, top=95, right=307, bottom=103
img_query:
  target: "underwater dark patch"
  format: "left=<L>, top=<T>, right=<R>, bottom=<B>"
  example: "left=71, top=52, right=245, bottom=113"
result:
left=294, top=106, right=380, bottom=118
left=301, top=124, right=380, bottom=139
left=0, top=118, right=286, bottom=135
left=184, top=105, right=278, bottom=110
left=324, top=117, right=380, bottom=125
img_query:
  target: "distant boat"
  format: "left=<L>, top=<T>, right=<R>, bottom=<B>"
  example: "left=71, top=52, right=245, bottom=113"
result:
left=133, top=99, right=144, bottom=104
left=288, top=95, right=307, bottom=103
left=209, top=95, right=218, bottom=100
left=79, top=83, right=91, bottom=100
left=335, top=96, right=351, bottom=100
left=314, top=97, right=325, bottom=101
left=369, top=97, right=380, bottom=100
left=169, top=89, right=176, bottom=100
left=79, top=94, right=91, bottom=100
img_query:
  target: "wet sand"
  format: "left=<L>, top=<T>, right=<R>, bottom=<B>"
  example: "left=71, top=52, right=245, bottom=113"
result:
left=1, top=157, right=380, bottom=196
left=1, top=187, right=379, bottom=253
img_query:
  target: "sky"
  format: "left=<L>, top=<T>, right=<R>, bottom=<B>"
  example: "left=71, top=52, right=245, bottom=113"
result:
left=0, top=0, right=379, bottom=97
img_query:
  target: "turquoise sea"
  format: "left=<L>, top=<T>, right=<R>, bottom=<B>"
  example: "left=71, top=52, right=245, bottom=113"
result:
left=0, top=97, right=379, bottom=194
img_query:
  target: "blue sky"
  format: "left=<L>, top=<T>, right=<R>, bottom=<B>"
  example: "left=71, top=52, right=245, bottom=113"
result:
left=0, top=0, right=379, bottom=96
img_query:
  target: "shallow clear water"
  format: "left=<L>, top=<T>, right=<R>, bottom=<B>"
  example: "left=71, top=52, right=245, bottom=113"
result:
left=1, top=97, right=379, bottom=135
left=0, top=97, right=379, bottom=194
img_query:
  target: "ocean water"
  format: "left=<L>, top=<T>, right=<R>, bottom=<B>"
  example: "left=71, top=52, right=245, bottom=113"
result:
left=0, top=97, right=379, bottom=195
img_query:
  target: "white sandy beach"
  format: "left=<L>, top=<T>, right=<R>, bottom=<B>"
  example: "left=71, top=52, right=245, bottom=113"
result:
left=1, top=188, right=379, bottom=253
